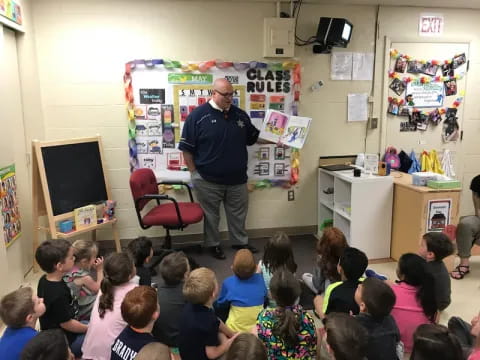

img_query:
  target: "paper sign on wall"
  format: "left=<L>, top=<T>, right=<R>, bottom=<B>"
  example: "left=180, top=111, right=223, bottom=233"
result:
left=406, top=81, right=444, bottom=108
left=419, top=14, right=444, bottom=37
left=426, top=199, right=451, bottom=232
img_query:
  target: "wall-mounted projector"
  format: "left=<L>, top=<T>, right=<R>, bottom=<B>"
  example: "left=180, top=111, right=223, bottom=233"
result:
left=313, top=17, right=353, bottom=54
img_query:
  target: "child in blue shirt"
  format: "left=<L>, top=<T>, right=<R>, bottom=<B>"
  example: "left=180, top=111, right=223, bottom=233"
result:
left=215, top=249, right=267, bottom=332
left=0, top=287, right=46, bottom=360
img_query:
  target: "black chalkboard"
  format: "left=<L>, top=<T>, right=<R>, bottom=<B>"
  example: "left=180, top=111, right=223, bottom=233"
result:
left=41, top=141, right=108, bottom=216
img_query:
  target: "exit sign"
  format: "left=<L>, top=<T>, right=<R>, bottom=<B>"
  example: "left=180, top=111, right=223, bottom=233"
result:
left=419, top=15, right=444, bottom=36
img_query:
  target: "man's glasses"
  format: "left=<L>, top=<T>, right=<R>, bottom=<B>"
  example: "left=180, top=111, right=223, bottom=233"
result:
left=214, top=89, right=234, bottom=98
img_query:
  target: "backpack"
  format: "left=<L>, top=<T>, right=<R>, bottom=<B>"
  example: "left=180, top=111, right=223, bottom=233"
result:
left=398, top=150, right=413, bottom=173
left=384, top=146, right=401, bottom=169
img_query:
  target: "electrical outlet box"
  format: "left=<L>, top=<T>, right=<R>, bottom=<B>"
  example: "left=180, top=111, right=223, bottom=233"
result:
left=370, top=117, right=378, bottom=129
left=288, top=190, right=295, bottom=201
left=263, top=18, right=295, bottom=58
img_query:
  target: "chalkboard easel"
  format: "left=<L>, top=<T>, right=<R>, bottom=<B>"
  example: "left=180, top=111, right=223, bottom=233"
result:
left=32, top=136, right=121, bottom=268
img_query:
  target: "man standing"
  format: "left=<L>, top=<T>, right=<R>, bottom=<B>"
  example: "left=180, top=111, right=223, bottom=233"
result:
left=451, top=175, right=480, bottom=279
left=178, top=79, right=260, bottom=259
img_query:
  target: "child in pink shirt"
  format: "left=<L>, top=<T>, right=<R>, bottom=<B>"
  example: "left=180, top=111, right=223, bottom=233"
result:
left=390, top=253, right=437, bottom=353
left=81, top=253, right=138, bottom=360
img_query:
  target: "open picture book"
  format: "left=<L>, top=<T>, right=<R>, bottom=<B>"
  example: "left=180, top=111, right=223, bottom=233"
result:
left=258, top=110, right=312, bottom=149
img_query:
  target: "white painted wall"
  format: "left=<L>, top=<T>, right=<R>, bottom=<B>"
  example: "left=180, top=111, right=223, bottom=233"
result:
left=29, top=0, right=378, bottom=241
left=0, top=0, right=45, bottom=297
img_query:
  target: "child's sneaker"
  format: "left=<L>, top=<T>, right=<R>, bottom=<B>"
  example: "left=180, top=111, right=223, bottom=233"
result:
left=365, top=269, right=387, bottom=281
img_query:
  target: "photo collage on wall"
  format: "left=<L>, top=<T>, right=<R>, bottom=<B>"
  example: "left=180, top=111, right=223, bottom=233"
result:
left=0, top=164, right=21, bottom=247
left=387, top=50, right=466, bottom=141
left=129, top=64, right=297, bottom=182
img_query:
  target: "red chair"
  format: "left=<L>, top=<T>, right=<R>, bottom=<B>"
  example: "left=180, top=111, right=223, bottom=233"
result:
left=129, top=168, right=204, bottom=249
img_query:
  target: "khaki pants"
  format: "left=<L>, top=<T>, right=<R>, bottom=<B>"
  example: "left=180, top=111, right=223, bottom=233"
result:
left=456, top=215, right=480, bottom=258
left=191, top=171, right=248, bottom=248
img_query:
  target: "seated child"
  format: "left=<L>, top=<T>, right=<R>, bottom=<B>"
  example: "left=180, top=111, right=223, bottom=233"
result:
left=35, top=240, right=87, bottom=358
left=63, top=239, right=103, bottom=320
left=179, top=267, right=237, bottom=360
left=390, top=253, right=437, bottom=353
left=322, top=312, right=368, bottom=360
left=302, top=227, right=348, bottom=295
left=448, top=312, right=480, bottom=359
left=215, top=249, right=267, bottom=332
left=314, top=247, right=368, bottom=319
left=152, top=251, right=190, bottom=356
left=258, top=232, right=297, bottom=307
left=127, top=237, right=154, bottom=286
left=81, top=252, right=138, bottom=360
left=0, top=287, right=46, bottom=360
left=20, top=329, right=74, bottom=360
left=411, top=324, right=463, bottom=360
left=418, top=232, right=454, bottom=310
left=136, top=342, right=171, bottom=360
left=110, top=286, right=158, bottom=360
left=354, top=277, right=402, bottom=360
left=226, top=333, right=267, bottom=360
left=256, top=270, right=317, bottom=359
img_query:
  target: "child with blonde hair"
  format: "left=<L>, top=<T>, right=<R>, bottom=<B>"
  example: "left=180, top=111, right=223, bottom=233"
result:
left=215, top=249, right=267, bottom=332
left=258, top=232, right=297, bottom=306
left=136, top=342, right=171, bottom=360
left=63, top=239, right=103, bottom=320
left=81, top=252, right=137, bottom=360
left=179, top=267, right=237, bottom=360
left=302, top=227, right=348, bottom=295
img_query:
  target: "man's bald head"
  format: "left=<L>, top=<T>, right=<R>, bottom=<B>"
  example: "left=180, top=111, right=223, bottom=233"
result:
left=212, top=78, right=234, bottom=110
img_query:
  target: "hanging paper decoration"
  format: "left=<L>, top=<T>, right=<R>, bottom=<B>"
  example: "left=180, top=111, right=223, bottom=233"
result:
left=388, top=70, right=465, bottom=84
left=390, top=49, right=467, bottom=68
left=123, top=58, right=303, bottom=188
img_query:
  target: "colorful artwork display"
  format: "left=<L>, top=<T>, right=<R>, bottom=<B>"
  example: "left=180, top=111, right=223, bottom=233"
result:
left=387, top=49, right=466, bottom=141
left=0, top=164, right=21, bottom=247
left=0, top=0, right=22, bottom=26
left=124, top=59, right=301, bottom=184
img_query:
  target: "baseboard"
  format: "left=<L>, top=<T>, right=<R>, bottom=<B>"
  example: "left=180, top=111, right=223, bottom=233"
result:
left=98, top=225, right=318, bottom=251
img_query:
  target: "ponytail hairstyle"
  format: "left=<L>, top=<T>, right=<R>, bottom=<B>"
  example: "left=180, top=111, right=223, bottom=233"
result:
left=269, top=269, right=301, bottom=348
left=411, top=324, right=463, bottom=360
left=262, top=232, right=297, bottom=275
left=317, top=227, right=348, bottom=282
left=98, top=252, right=134, bottom=318
left=397, top=253, right=437, bottom=321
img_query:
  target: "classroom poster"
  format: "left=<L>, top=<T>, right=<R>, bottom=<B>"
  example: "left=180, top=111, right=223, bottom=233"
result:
left=0, top=164, right=21, bottom=247
left=426, top=199, right=451, bottom=232
left=127, top=61, right=299, bottom=182
left=405, top=81, right=444, bottom=108
left=247, top=144, right=292, bottom=181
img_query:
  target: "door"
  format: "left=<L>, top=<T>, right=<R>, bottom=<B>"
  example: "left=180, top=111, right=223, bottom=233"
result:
left=382, top=41, right=468, bottom=187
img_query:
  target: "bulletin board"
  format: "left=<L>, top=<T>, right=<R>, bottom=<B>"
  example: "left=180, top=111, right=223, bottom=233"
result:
left=123, top=59, right=301, bottom=185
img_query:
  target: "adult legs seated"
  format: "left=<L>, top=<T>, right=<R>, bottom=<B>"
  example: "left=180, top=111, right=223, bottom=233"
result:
left=452, top=216, right=480, bottom=279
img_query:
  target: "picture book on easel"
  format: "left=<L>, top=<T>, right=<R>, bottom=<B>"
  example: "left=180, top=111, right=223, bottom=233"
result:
left=258, top=110, right=312, bottom=149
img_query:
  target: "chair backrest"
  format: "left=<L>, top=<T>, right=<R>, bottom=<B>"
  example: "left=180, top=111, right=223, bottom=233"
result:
left=129, top=168, right=159, bottom=211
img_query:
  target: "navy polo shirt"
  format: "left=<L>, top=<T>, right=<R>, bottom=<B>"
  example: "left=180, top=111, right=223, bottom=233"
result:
left=179, top=102, right=259, bottom=185
left=178, top=303, right=220, bottom=360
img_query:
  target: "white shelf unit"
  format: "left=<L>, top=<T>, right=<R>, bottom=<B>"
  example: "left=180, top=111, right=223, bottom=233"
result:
left=317, top=168, right=393, bottom=259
